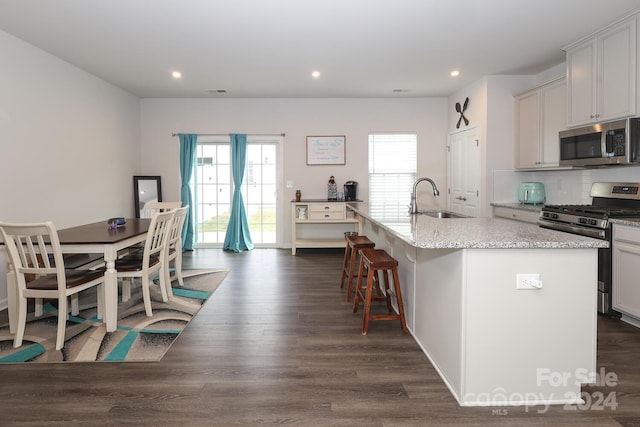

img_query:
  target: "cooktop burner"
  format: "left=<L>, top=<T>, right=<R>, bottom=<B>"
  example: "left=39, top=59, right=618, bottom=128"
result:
left=541, top=182, right=640, bottom=219
left=541, top=204, right=640, bottom=218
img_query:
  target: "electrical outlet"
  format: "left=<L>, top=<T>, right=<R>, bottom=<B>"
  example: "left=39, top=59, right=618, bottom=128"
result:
left=516, top=273, right=542, bottom=290
left=286, top=180, right=294, bottom=188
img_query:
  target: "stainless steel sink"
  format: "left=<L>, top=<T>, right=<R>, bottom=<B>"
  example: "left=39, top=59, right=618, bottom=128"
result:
left=414, top=210, right=467, bottom=218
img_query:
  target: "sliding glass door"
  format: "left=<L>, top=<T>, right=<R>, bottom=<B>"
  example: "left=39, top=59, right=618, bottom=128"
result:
left=191, top=135, right=280, bottom=247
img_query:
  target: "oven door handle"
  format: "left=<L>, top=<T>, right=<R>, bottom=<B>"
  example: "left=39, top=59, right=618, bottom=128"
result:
left=538, top=219, right=606, bottom=240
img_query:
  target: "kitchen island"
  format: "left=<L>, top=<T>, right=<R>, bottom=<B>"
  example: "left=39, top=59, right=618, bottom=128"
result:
left=347, top=202, right=608, bottom=408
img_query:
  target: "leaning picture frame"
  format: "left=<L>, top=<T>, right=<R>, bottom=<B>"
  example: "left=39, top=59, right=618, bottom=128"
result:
left=133, top=176, right=162, bottom=218
left=306, top=135, right=346, bottom=165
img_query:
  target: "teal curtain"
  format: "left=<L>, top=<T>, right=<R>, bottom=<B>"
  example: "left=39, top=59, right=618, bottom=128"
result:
left=223, top=134, right=254, bottom=252
left=179, top=133, right=198, bottom=251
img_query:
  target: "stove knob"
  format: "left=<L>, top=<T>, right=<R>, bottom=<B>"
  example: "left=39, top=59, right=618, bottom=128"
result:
left=590, top=219, right=597, bottom=226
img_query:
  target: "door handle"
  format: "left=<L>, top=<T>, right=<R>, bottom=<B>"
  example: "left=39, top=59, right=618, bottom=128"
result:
left=455, top=196, right=467, bottom=201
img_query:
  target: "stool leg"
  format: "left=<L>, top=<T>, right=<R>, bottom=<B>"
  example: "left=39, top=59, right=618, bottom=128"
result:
left=340, top=244, right=351, bottom=289
left=353, top=257, right=366, bottom=313
left=346, top=247, right=359, bottom=302
left=382, top=269, right=393, bottom=313
left=392, top=267, right=408, bottom=334
left=362, top=267, right=376, bottom=335
left=374, top=269, right=386, bottom=298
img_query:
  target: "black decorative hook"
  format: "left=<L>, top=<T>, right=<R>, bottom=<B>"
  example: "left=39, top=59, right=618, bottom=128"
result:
left=455, top=97, right=470, bottom=129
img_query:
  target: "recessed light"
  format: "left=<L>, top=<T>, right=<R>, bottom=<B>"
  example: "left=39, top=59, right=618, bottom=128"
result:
left=450, top=70, right=460, bottom=77
left=172, top=71, right=182, bottom=79
left=311, top=70, right=321, bottom=79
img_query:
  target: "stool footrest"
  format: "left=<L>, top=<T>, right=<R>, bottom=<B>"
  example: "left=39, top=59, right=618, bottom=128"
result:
left=369, top=313, right=402, bottom=321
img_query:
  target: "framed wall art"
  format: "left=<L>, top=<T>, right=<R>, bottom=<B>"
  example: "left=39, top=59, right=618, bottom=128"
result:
left=306, top=135, right=346, bottom=165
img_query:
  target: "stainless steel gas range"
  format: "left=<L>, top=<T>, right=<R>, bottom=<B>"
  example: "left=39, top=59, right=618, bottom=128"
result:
left=539, top=182, right=640, bottom=316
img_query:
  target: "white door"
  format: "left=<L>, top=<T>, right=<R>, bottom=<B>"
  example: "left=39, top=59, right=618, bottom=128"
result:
left=448, top=128, right=481, bottom=217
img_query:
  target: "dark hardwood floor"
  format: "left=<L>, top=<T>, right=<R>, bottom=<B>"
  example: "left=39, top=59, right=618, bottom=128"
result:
left=1, top=248, right=640, bottom=426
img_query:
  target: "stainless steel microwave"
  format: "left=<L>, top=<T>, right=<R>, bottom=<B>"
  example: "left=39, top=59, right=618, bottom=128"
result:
left=559, top=118, right=640, bottom=167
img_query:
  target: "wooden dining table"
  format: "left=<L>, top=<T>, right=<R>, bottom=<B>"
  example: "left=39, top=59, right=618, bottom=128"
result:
left=5, top=218, right=150, bottom=334
left=57, top=218, right=150, bottom=332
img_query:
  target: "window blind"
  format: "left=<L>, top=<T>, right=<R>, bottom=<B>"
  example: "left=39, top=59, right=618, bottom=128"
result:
left=368, top=133, right=417, bottom=221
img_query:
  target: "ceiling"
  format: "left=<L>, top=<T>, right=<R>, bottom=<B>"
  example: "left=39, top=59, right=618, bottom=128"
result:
left=1, top=0, right=640, bottom=99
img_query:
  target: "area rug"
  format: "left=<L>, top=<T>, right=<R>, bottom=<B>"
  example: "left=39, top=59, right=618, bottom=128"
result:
left=0, top=269, right=228, bottom=363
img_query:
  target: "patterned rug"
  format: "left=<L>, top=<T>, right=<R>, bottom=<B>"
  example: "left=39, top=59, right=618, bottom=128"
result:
left=0, top=269, right=227, bottom=363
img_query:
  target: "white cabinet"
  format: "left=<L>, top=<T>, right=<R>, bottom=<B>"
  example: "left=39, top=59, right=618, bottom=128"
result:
left=492, top=206, right=540, bottom=224
left=514, top=77, right=566, bottom=169
left=612, top=223, right=640, bottom=321
left=448, top=127, right=481, bottom=217
left=565, top=16, right=637, bottom=127
left=291, top=201, right=360, bottom=255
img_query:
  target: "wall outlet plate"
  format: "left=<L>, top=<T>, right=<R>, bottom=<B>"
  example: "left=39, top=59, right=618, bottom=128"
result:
left=516, top=273, right=542, bottom=290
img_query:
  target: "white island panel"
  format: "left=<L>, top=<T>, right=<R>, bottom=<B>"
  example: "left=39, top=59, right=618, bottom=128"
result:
left=367, top=224, right=419, bottom=333
left=352, top=202, right=602, bottom=407
left=461, top=248, right=597, bottom=406
left=414, top=248, right=464, bottom=398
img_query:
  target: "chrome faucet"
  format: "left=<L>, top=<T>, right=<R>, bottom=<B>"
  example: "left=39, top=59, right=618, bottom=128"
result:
left=409, top=177, right=440, bottom=214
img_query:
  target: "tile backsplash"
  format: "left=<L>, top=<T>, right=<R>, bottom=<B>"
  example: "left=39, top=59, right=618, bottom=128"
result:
left=493, top=166, right=640, bottom=204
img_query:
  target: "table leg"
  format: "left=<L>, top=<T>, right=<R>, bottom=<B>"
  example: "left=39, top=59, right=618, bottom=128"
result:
left=103, top=248, right=118, bottom=332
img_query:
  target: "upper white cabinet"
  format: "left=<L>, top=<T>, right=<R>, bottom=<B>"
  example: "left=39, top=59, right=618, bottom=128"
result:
left=514, top=77, right=566, bottom=169
left=564, top=15, right=637, bottom=127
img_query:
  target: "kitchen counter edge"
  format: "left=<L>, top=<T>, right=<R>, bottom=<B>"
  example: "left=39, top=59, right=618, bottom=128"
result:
left=490, top=202, right=544, bottom=212
left=610, top=217, right=640, bottom=227
left=347, top=202, right=607, bottom=250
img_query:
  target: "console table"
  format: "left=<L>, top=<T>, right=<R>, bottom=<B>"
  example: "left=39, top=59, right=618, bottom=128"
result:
left=291, top=200, right=360, bottom=255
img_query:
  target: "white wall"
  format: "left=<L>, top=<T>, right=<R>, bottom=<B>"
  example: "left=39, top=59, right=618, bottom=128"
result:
left=447, top=75, right=534, bottom=215
left=140, top=97, right=449, bottom=246
left=0, top=29, right=141, bottom=308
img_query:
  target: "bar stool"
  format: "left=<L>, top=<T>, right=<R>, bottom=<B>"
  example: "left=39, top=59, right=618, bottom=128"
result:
left=353, top=248, right=408, bottom=335
left=340, top=235, right=375, bottom=302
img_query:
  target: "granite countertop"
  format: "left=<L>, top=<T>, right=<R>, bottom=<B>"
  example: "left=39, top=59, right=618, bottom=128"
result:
left=490, top=202, right=544, bottom=212
left=347, top=202, right=607, bottom=250
left=610, top=218, right=640, bottom=227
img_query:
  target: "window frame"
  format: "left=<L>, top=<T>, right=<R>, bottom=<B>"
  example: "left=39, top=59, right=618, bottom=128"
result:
left=368, top=132, right=417, bottom=221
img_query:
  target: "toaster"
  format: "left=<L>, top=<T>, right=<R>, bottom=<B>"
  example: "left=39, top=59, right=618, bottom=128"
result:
left=518, top=182, right=545, bottom=204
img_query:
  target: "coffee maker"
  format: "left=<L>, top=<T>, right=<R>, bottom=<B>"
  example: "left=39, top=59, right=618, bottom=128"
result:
left=344, top=181, right=358, bottom=201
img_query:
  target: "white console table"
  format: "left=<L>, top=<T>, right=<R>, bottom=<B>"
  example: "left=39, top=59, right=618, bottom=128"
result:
left=291, top=200, right=360, bottom=255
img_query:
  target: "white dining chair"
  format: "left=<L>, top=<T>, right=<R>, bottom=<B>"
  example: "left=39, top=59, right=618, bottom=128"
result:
left=116, top=209, right=175, bottom=316
left=164, top=205, right=189, bottom=289
left=0, top=221, right=105, bottom=350
left=127, top=200, right=183, bottom=258
left=141, top=201, right=182, bottom=219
